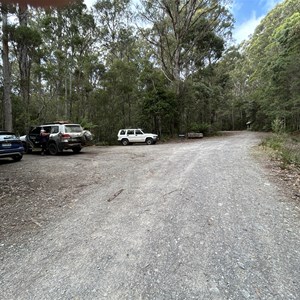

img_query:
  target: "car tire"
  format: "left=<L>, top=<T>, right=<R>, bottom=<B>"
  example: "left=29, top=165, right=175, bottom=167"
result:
left=146, top=138, right=154, bottom=145
left=72, top=147, right=82, bottom=153
left=48, top=143, right=58, bottom=155
left=12, top=155, right=22, bottom=161
left=121, top=139, right=129, bottom=146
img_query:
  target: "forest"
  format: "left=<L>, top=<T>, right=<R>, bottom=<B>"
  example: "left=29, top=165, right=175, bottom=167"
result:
left=0, top=0, right=299, bottom=143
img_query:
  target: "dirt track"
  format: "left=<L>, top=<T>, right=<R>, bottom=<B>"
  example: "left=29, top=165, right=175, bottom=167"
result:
left=0, top=131, right=299, bottom=299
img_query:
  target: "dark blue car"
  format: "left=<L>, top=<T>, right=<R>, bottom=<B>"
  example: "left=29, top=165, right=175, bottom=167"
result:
left=0, top=131, right=24, bottom=162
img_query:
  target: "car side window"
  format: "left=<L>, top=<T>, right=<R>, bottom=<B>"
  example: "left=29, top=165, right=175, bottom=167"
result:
left=120, top=130, right=125, bottom=135
left=135, top=130, right=143, bottom=135
left=127, top=130, right=134, bottom=135
left=51, top=126, right=59, bottom=134
left=44, top=126, right=51, bottom=133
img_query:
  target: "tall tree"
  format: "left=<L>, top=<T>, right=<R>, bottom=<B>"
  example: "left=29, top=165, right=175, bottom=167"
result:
left=139, top=0, right=232, bottom=131
left=17, top=4, right=30, bottom=113
left=94, top=0, right=133, bottom=62
left=7, top=3, right=42, bottom=128
left=236, top=0, right=300, bottom=131
left=32, top=0, right=96, bottom=121
left=1, top=4, right=13, bottom=131
left=139, top=0, right=232, bottom=82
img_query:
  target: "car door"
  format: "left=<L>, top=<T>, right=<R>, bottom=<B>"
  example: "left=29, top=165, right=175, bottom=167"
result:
left=43, top=126, right=52, bottom=135
left=28, top=127, right=42, bottom=147
left=135, top=129, right=145, bottom=142
left=126, top=129, right=136, bottom=142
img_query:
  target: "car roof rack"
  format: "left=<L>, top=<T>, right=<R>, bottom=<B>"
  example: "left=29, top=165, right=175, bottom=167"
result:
left=43, top=120, right=71, bottom=125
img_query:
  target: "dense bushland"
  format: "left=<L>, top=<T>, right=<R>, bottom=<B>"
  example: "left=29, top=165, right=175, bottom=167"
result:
left=1, top=0, right=299, bottom=143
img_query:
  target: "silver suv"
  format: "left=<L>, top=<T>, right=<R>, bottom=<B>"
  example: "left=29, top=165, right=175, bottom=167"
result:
left=21, top=122, right=90, bottom=155
left=117, top=129, right=158, bottom=146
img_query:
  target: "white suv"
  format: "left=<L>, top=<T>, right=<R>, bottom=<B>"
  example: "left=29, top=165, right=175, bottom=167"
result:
left=117, top=129, right=158, bottom=146
left=21, top=122, right=92, bottom=155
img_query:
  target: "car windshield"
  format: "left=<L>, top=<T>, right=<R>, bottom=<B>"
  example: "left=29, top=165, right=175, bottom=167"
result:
left=0, top=133, right=17, bottom=141
left=65, top=125, right=82, bottom=133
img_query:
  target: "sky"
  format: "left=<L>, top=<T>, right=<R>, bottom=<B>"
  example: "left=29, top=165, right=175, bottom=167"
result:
left=231, top=0, right=284, bottom=44
left=84, top=0, right=284, bottom=44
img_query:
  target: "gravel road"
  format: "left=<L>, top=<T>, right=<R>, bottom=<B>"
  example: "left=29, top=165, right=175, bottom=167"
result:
left=0, top=131, right=299, bottom=299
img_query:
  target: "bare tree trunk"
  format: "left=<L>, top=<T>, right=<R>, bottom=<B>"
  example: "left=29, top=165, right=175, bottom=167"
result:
left=2, top=4, right=13, bottom=131
left=18, top=4, right=31, bottom=127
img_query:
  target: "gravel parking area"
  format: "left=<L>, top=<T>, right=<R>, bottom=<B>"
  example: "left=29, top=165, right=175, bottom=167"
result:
left=0, top=131, right=299, bottom=299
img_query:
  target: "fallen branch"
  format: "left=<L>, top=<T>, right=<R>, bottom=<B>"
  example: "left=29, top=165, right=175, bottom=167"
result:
left=31, top=218, right=42, bottom=227
left=107, top=189, right=125, bottom=202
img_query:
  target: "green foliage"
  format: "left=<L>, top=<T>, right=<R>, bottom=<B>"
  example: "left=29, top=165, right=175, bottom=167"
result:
left=271, top=118, right=285, bottom=134
left=261, top=133, right=300, bottom=167
left=261, top=134, right=285, bottom=151
left=78, top=117, right=97, bottom=130
left=188, top=122, right=211, bottom=135
left=226, top=0, right=300, bottom=132
left=12, top=25, right=42, bottom=49
left=139, top=66, right=178, bottom=135
left=1, top=0, right=236, bottom=141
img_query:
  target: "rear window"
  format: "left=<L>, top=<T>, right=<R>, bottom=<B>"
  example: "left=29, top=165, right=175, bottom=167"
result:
left=0, top=132, right=17, bottom=141
left=64, top=125, right=82, bottom=133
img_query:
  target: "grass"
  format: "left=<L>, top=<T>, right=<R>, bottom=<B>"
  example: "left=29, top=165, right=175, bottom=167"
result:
left=260, top=132, right=300, bottom=168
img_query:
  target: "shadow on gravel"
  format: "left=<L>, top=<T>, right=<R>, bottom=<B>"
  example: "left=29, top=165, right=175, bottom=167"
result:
left=0, top=159, right=20, bottom=165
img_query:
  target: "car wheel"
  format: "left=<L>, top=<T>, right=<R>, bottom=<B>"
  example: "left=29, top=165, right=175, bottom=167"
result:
left=121, top=139, right=129, bottom=146
left=146, top=138, right=153, bottom=145
left=12, top=155, right=22, bottom=161
left=48, top=143, right=58, bottom=155
left=72, top=147, right=82, bottom=153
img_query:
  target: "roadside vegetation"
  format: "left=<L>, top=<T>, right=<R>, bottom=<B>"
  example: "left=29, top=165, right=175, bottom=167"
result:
left=258, top=119, right=300, bottom=199
left=260, top=130, right=300, bottom=200
left=261, top=133, right=300, bottom=168
left=260, top=119, right=300, bottom=171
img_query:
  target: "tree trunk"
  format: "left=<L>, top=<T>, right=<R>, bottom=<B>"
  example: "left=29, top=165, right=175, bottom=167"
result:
left=2, top=5, right=13, bottom=131
left=18, top=4, right=31, bottom=127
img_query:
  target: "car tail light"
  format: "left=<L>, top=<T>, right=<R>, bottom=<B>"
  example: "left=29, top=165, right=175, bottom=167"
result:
left=61, top=133, right=71, bottom=140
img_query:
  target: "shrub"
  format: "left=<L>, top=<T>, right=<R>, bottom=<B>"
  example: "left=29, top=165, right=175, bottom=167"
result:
left=188, top=122, right=211, bottom=135
left=271, top=118, right=285, bottom=134
left=261, top=132, right=300, bottom=167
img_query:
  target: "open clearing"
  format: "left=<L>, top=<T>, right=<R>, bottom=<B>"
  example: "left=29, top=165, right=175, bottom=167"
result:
left=0, top=131, right=299, bottom=299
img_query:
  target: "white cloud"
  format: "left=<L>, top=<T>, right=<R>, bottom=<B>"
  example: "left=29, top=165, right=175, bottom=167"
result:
left=233, top=11, right=264, bottom=44
left=231, top=0, right=284, bottom=44
left=84, top=0, right=96, bottom=8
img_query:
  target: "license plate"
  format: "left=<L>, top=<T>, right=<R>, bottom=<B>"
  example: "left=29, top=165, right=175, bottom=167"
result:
left=2, top=143, right=11, bottom=147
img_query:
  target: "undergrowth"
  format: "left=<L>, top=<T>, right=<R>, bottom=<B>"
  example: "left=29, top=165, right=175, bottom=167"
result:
left=260, top=133, right=300, bottom=168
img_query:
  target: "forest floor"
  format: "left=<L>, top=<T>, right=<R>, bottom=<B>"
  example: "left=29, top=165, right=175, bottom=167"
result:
left=255, top=144, right=300, bottom=201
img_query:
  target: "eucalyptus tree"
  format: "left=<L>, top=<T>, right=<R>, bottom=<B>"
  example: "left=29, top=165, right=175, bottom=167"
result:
left=270, top=10, right=300, bottom=130
left=1, top=4, right=12, bottom=131
left=31, top=0, right=97, bottom=122
left=240, top=0, right=300, bottom=131
left=138, top=0, right=233, bottom=131
left=138, top=60, right=178, bottom=135
left=92, top=0, right=144, bottom=138
left=213, top=46, right=249, bottom=130
left=93, top=0, right=133, bottom=61
left=1, top=2, right=41, bottom=130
